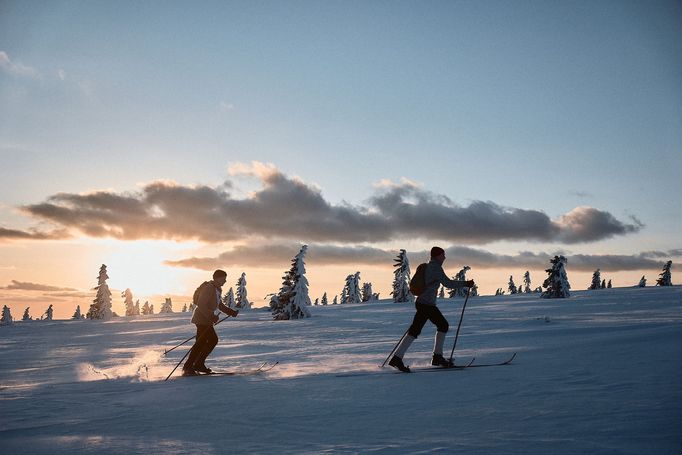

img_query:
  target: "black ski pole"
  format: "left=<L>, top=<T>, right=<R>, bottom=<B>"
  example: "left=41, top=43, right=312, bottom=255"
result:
left=163, top=315, right=231, bottom=356
left=449, top=287, right=471, bottom=363
left=381, top=328, right=409, bottom=367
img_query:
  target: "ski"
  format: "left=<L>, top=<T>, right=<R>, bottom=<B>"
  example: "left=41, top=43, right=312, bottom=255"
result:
left=185, top=362, right=278, bottom=377
left=433, top=352, right=517, bottom=370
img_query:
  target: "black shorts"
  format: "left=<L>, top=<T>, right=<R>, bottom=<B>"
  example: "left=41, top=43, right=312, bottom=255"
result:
left=407, top=303, right=449, bottom=338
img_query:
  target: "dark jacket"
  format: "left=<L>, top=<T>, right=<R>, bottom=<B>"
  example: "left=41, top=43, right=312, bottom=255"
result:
left=415, top=260, right=467, bottom=306
left=191, top=281, right=233, bottom=325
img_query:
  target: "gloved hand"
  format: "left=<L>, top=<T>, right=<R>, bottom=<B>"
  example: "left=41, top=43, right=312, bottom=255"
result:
left=466, top=280, right=475, bottom=288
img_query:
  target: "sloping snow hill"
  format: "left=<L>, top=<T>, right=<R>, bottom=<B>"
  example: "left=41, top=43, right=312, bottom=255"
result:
left=1, top=286, right=681, bottom=454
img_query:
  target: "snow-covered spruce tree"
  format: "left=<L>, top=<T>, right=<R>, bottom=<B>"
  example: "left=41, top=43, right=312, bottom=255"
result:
left=122, top=289, right=135, bottom=316
left=601, top=279, right=606, bottom=289
left=523, top=271, right=532, bottom=293
left=313, top=298, right=319, bottom=306
left=391, top=249, right=413, bottom=303
left=72, top=305, right=82, bottom=320
left=541, top=255, right=571, bottom=299
left=142, top=301, right=151, bottom=315
left=22, top=307, right=31, bottom=321
left=589, top=269, right=601, bottom=290
left=448, top=266, right=471, bottom=298
left=362, top=282, right=373, bottom=302
left=223, top=288, right=236, bottom=309
left=321, top=292, right=328, bottom=306
left=44, top=304, right=53, bottom=321
left=270, top=245, right=312, bottom=320
left=638, top=276, right=647, bottom=287
left=159, top=298, right=173, bottom=313
left=87, top=264, right=113, bottom=320
left=134, top=300, right=140, bottom=316
left=182, top=304, right=188, bottom=312
left=235, top=273, right=251, bottom=310
left=508, top=276, right=518, bottom=295
left=332, top=295, right=338, bottom=305
left=471, top=284, right=479, bottom=297
left=1, top=305, right=12, bottom=325
left=656, top=261, right=673, bottom=286
left=607, top=279, right=612, bottom=289
left=149, top=304, right=154, bottom=314
left=342, top=272, right=362, bottom=304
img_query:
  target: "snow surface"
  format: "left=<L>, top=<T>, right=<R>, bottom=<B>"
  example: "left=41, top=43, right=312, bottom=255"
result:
left=1, top=286, right=681, bottom=454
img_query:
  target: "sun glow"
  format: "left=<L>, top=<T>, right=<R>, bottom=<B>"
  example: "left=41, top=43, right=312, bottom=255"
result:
left=94, top=240, right=198, bottom=299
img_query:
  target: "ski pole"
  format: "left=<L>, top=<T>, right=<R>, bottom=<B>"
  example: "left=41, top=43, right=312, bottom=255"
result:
left=449, top=287, right=471, bottom=363
left=163, top=315, right=231, bottom=356
left=381, top=328, right=409, bottom=367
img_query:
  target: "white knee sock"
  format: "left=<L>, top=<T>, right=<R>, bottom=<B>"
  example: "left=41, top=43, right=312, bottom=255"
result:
left=394, top=334, right=416, bottom=358
left=433, top=331, right=447, bottom=356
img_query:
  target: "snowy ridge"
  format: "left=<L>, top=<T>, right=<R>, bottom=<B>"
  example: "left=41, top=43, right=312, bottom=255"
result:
left=1, top=286, right=681, bottom=453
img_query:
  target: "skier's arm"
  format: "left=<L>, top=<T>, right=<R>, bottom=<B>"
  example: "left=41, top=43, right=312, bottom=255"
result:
left=437, top=268, right=474, bottom=290
left=194, top=285, right=218, bottom=321
left=218, top=302, right=238, bottom=317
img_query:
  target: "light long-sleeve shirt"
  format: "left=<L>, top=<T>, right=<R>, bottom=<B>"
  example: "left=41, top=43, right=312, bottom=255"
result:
left=415, top=260, right=468, bottom=306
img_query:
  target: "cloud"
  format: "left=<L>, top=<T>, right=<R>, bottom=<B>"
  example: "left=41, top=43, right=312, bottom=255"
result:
left=2, top=280, right=78, bottom=292
left=164, top=243, right=394, bottom=270
left=165, top=243, right=678, bottom=273
left=0, top=226, right=69, bottom=241
left=17, top=162, right=643, bottom=245
left=0, top=51, right=39, bottom=79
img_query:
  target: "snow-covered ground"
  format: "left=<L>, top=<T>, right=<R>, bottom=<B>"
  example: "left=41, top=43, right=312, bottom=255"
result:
left=1, top=286, right=681, bottom=454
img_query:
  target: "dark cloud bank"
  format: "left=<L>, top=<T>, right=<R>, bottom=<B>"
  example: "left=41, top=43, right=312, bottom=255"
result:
left=5, top=163, right=642, bottom=246
left=165, top=244, right=680, bottom=273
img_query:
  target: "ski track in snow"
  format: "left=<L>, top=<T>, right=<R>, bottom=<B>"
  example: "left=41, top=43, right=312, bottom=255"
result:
left=1, top=286, right=681, bottom=454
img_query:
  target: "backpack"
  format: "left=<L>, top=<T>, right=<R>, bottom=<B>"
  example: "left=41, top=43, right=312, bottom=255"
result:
left=192, top=281, right=211, bottom=306
left=409, top=263, right=429, bottom=296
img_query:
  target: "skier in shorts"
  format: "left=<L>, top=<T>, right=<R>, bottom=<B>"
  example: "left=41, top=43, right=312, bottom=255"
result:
left=389, top=246, right=474, bottom=373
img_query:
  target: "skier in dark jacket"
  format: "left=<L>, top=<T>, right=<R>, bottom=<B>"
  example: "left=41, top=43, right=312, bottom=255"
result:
left=183, top=269, right=239, bottom=376
left=389, top=247, right=474, bottom=373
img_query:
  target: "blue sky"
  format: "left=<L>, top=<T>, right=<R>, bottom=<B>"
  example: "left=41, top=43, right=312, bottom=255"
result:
left=1, top=1, right=681, bottom=315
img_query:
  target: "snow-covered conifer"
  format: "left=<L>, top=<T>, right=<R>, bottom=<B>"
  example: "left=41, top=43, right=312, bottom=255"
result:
left=142, top=301, right=151, bottom=315
left=87, top=264, right=113, bottom=320
left=542, top=255, right=571, bottom=299
left=471, top=284, right=479, bottom=297
left=235, top=273, right=251, bottom=309
left=122, top=288, right=135, bottom=316
left=22, top=307, right=32, bottom=321
left=508, top=276, right=518, bottom=295
left=589, top=269, right=601, bottom=290
left=159, top=298, right=173, bottom=313
left=333, top=295, right=338, bottom=305
left=656, top=261, right=672, bottom=286
left=149, top=304, right=154, bottom=314
left=448, top=266, right=471, bottom=298
left=523, top=271, right=532, bottom=293
left=271, top=245, right=311, bottom=320
left=607, top=279, right=612, bottom=289
left=391, top=249, right=413, bottom=303
left=1, top=305, right=12, bottom=325
left=362, top=282, right=373, bottom=302
left=72, top=305, right=82, bottom=320
left=182, top=304, right=188, bottom=312
left=637, top=276, right=646, bottom=287
left=134, top=300, right=140, bottom=316
left=313, top=298, right=319, bottom=306
left=601, top=279, right=606, bottom=289
left=342, top=272, right=362, bottom=304
left=321, top=292, right=328, bottom=306
left=223, top=288, right=236, bottom=309
left=44, top=304, right=53, bottom=321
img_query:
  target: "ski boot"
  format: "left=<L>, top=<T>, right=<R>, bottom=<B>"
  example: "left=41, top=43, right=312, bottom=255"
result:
left=432, top=354, right=455, bottom=368
left=388, top=355, right=411, bottom=373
